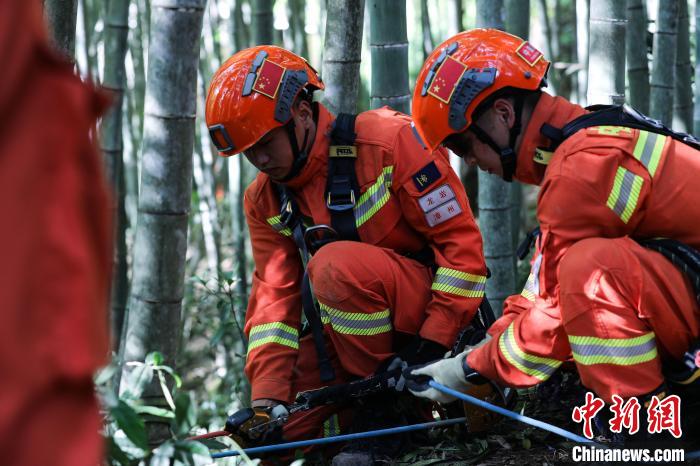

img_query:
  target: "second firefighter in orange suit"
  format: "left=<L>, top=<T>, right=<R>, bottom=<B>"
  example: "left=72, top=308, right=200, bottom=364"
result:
left=205, top=47, right=487, bottom=445
left=408, top=29, right=700, bottom=414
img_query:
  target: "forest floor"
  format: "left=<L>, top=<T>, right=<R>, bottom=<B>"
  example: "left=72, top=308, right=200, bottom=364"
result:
left=386, top=371, right=700, bottom=465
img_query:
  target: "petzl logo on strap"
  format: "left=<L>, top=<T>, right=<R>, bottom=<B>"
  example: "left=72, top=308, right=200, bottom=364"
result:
left=516, top=41, right=543, bottom=67
left=329, top=145, right=357, bottom=158
left=427, top=56, right=466, bottom=104
left=253, top=59, right=286, bottom=99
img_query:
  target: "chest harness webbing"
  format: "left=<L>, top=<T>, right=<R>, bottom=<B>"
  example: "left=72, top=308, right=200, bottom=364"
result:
left=273, top=113, right=362, bottom=383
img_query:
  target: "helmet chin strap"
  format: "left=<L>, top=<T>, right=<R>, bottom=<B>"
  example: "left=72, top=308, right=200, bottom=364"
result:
left=468, top=96, right=524, bottom=182
left=278, top=119, right=310, bottom=183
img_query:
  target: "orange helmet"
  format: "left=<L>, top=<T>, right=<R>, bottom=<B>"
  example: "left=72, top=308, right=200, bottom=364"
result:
left=205, top=46, right=323, bottom=156
left=412, top=29, right=550, bottom=153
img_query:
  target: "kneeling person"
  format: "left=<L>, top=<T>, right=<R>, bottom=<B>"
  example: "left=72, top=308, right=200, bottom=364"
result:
left=205, top=46, right=487, bottom=453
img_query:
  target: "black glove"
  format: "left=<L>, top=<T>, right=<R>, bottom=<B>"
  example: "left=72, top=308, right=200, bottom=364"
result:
left=397, top=336, right=448, bottom=366
left=377, top=336, right=448, bottom=392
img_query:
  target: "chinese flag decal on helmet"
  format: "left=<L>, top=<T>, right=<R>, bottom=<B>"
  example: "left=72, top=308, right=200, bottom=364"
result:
left=427, top=57, right=466, bottom=104
left=252, top=59, right=285, bottom=99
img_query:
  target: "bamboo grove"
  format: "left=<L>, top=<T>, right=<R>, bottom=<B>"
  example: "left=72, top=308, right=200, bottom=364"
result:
left=40, top=0, right=700, bottom=462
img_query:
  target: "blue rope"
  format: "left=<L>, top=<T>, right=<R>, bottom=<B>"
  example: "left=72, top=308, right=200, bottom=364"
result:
left=211, top=417, right=467, bottom=458
left=428, top=381, right=606, bottom=447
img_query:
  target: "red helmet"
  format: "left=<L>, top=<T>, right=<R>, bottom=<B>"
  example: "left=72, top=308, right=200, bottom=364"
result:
left=205, top=46, right=323, bottom=156
left=412, top=29, right=549, bottom=153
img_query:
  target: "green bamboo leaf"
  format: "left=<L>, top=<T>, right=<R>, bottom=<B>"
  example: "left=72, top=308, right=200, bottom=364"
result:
left=153, top=365, right=182, bottom=388
left=111, top=400, right=148, bottom=450
left=146, top=351, right=164, bottom=366
left=158, top=370, right=176, bottom=411
left=134, top=405, right=176, bottom=419
left=174, top=391, right=197, bottom=436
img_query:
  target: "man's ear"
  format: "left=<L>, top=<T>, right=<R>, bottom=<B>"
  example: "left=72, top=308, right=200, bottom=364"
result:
left=293, top=99, right=313, bottom=128
left=492, top=98, right=516, bottom=128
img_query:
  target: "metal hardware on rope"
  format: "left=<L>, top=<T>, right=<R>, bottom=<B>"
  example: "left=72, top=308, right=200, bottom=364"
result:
left=210, top=417, right=467, bottom=458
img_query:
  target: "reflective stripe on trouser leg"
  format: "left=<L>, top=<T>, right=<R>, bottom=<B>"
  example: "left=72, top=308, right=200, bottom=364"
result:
left=498, top=322, right=562, bottom=382
left=307, top=241, right=433, bottom=377
left=557, top=237, right=700, bottom=402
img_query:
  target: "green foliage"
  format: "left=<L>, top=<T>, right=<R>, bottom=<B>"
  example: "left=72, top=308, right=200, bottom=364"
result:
left=97, top=352, right=212, bottom=466
left=177, top=271, right=251, bottom=439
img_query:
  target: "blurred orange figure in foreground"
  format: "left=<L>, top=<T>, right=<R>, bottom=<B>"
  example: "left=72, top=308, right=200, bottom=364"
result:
left=0, top=1, right=112, bottom=465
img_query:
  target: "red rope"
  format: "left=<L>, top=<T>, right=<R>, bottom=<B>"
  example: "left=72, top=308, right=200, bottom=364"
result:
left=187, top=430, right=229, bottom=441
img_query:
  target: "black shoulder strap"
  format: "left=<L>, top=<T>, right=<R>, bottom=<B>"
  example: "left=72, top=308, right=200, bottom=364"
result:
left=325, top=113, right=360, bottom=241
left=541, top=104, right=700, bottom=151
left=273, top=183, right=336, bottom=383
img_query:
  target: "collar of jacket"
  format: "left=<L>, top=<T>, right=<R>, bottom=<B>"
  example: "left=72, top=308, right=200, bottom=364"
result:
left=280, top=103, right=334, bottom=190
left=514, top=93, right=588, bottom=186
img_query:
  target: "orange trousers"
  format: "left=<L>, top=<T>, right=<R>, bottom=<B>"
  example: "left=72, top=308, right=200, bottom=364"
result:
left=280, top=241, right=434, bottom=445
left=559, top=237, right=700, bottom=402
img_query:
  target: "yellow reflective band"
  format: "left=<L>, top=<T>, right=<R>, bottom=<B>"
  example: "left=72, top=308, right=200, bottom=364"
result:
left=633, top=131, right=666, bottom=178
left=520, top=288, right=536, bottom=302
left=606, top=166, right=644, bottom=223
left=354, top=166, right=394, bottom=227
left=323, top=414, right=340, bottom=437
left=520, top=273, right=537, bottom=302
left=247, top=322, right=299, bottom=354
left=266, top=215, right=292, bottom=236
left=590, top=126, right=633, bottom=137
left=498, top=323, right=561, bottom=381
left=319, top=302, right=392, bottom=336
left=569, top=332, right=658, bottom=366
left=432, top=267, right=487, bottom=298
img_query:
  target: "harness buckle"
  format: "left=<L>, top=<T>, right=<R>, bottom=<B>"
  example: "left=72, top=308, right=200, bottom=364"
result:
left=303, top=225, right=339, bottom=254
left=326, top=189, right=356, bottom=211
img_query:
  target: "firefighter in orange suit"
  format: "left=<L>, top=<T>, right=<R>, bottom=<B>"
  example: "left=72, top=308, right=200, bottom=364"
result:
left=0, top=1, right=112, bottom=465
left=407, top=29, right=700, bottom=424
left=205, top=46, right=487, bottom=449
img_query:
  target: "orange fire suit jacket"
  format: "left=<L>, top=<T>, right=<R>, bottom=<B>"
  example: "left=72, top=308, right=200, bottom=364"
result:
left=244, top=104, right=487, bottom=402
left=468, top=92, right=700, bottom=387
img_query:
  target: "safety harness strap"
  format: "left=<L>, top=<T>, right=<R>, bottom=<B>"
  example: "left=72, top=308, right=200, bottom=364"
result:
left=541, top=104, right=700, bottom=152
left=274, top=184, right=336, bottom=382
left=326, top=113, right=360, bottom=241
